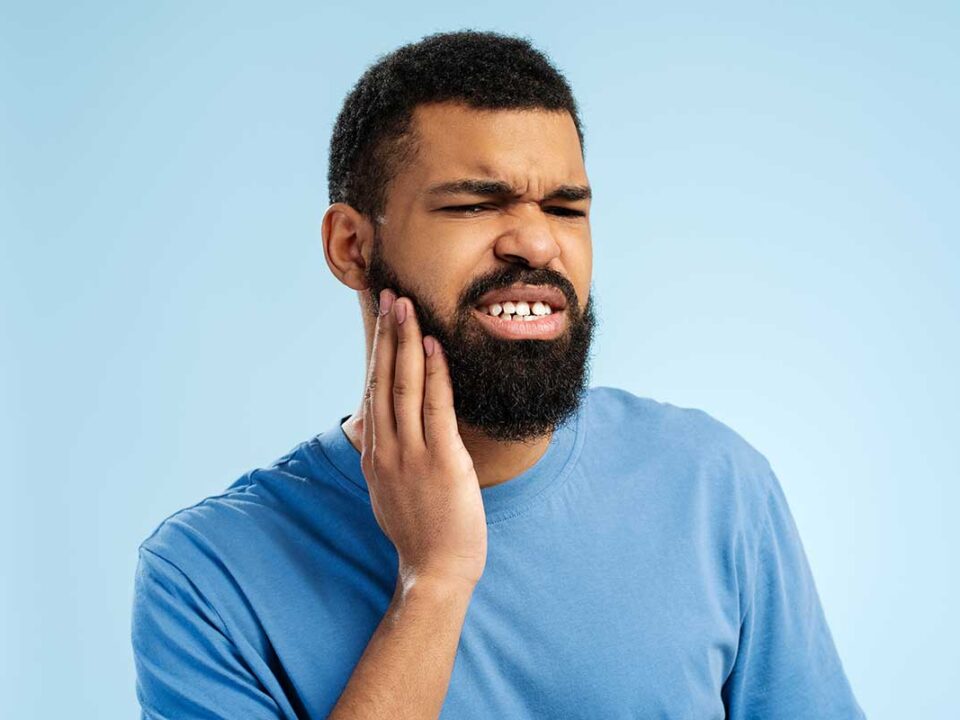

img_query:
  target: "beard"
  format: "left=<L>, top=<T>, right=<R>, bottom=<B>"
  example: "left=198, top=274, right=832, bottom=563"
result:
left=364, top=231, right=598, bottom=443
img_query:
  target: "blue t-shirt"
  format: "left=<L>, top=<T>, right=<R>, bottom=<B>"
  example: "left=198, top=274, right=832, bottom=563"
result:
left=131, top=386, right=865, bottom=719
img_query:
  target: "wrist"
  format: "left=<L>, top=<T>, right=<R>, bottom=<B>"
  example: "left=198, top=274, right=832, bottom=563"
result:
left=394, top=570, right=477, bottom=607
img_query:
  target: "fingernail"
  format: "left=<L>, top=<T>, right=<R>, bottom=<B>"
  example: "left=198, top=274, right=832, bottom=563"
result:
left=394, top=298, right=407, bottom=324
left=423, top=336, right=435, bottom=356
left=379, top=289, right=395, bottom=316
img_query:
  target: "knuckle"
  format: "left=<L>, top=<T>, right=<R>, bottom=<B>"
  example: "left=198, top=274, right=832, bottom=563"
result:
left=396, top=446, right=421, bottom=471
left=425, top=362, right=447, bottom=383
left=438, top=453, right=471, bottom=477
left=371, top=453, right=390, bottom=475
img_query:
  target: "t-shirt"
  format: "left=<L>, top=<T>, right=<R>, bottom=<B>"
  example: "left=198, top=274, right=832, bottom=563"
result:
left=131, top=385, right=866, bottom=719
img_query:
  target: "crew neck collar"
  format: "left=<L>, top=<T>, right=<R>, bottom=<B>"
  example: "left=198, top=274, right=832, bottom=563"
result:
left=314, top=394, right=588, bottom=525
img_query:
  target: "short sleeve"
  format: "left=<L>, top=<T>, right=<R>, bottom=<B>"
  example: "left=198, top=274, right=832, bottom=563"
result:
left=722, top=469, right=867, bottom=719
left=131, top=547, right=294, bottom=720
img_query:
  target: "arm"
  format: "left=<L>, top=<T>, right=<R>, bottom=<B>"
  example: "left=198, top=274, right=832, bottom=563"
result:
left=328, top=289, right=488, bottom=719
left=133, top=289, right=484, bottom=720
left=327, top=576, right=474, bottom=719
left=721, top=468, right=866, bottom=719
left=132, top=547, right=299, bottom=719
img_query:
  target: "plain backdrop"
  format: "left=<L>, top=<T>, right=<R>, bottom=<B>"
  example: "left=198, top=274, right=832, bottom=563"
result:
left=2, top=2, right=957, bottom=718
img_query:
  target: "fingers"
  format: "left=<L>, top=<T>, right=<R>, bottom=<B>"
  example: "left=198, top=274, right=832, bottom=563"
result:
left=368, top=289, right=398, bottom=455
left=366, top=289, right=447, bottom=458
left=422, top=336, right=459, bottom=450
left=392, top=297, right=427, bottom=449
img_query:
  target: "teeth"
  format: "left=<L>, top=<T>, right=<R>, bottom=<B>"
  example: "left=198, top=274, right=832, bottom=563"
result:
left=477, top=300, right=558, bottom=320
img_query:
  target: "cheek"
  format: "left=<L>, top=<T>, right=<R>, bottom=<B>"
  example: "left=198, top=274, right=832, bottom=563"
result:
left=413, top=236, right=483, bottom=282
left=560, top=233, right=592, bottom=305
left=400, top=249, right=480, bottom=316
left=424, top=251, right=473, bottom=290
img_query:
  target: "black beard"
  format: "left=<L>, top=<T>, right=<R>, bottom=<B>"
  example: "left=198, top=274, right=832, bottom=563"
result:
left=364, top=232, right=598, bottom=442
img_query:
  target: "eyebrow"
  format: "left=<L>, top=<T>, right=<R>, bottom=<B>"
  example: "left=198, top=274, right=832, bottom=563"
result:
left=425, top=178, right=592, bottom=202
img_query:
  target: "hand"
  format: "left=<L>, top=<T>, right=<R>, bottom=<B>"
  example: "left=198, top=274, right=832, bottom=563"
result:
left=359, top=289, right=488, bottom=592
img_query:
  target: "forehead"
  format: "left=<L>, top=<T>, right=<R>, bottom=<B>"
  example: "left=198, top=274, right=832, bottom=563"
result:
left=402, top=102, right=587, bottom=192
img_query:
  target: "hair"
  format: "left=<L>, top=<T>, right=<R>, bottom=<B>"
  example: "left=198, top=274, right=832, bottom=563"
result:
left=327, top=29, right=585, bottom=222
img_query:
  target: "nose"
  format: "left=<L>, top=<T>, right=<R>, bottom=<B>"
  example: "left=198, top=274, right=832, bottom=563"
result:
left=493, top=202, right=562, bottom=268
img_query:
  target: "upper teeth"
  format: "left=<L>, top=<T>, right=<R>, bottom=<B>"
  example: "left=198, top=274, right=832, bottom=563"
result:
left=479, top=301, right=554, bottom=319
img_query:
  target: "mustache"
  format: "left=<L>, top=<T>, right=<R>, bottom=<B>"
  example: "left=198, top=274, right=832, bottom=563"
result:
left=460, top=267, right=578, bottom=311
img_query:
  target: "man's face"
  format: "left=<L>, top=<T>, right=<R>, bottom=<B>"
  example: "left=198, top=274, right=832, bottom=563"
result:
left=364, top=102, right=597, bottom=442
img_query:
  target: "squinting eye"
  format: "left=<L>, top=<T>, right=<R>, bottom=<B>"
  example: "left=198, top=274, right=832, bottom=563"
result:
left=442, top=204, right=491, bottom=214
left=439, top=204, right=586, bottom=217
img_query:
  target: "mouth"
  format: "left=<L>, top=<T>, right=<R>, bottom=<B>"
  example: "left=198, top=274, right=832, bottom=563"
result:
left=471, top=305, right=567, bottom=340
left=468, top=283, right=571, bottom=340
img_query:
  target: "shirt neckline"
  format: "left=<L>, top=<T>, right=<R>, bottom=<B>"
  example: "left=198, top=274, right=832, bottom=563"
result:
left=313, top=394, right=588, bottom=525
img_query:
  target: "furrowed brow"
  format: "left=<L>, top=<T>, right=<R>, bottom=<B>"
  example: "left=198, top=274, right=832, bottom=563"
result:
left=543, top=185, right=592, bottom=202
left=426, top=179, right=515, bottom=198
left=426, top=178, right=592, bottom=202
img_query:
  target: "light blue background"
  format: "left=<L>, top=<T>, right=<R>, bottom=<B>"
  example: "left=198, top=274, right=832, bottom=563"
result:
left=2, top=2, right=957, bottom=718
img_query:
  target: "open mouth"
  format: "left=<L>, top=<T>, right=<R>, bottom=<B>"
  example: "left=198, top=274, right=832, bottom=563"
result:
left=469, top=284, right=571, bottom=340
left=476, top=298, right=557, bottom=320
left=471, top=303, right=566, bottom=339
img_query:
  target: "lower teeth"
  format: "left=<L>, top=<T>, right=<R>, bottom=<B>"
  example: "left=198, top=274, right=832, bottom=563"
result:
left=498, top=314, right=538, bottom=321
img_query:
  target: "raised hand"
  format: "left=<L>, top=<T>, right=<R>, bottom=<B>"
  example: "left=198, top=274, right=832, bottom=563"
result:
left=360, top=289, right=488, bottom=592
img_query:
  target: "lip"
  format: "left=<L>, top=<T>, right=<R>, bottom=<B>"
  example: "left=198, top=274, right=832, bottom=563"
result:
left=471, top=307, right=567, bottom=340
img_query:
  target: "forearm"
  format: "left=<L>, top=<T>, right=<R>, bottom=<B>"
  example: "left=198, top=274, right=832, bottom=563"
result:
left=327, top=576, right=475, bottom=720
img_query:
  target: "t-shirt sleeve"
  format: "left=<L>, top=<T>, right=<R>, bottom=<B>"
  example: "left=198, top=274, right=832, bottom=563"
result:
left=722, top=468, right=867, bottom=719
left=131, top=546, right=294, bottom=720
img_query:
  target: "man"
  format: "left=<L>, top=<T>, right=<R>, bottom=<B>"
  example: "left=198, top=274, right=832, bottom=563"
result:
left=131, top=30, right=866, bottom=719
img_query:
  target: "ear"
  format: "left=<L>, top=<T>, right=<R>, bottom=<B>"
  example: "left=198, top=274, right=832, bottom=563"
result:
left=321, top=202, right=374, bottom=291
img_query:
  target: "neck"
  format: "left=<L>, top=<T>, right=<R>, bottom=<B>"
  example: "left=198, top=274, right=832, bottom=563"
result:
left=456, top=422, right=553, bottom=489
left=339, top=405, right=552, bottom=489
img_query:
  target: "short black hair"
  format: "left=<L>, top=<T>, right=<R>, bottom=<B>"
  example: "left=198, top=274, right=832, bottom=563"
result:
left=327, top=29, right=585, bottom=221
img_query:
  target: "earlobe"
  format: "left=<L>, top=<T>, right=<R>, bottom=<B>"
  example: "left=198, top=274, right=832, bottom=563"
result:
left=321, top=203, right=372, bottom=291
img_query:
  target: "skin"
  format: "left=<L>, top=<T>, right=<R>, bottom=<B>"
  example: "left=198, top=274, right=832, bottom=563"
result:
left=321, top=101, right=593, bottom=490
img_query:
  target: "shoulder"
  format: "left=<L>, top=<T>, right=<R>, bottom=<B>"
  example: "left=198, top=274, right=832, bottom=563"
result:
left=583, top=385, right=777, bottom=503
left=586, top=385, right=769, bottom=460
left=137, top=438, right=329, bottom=577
